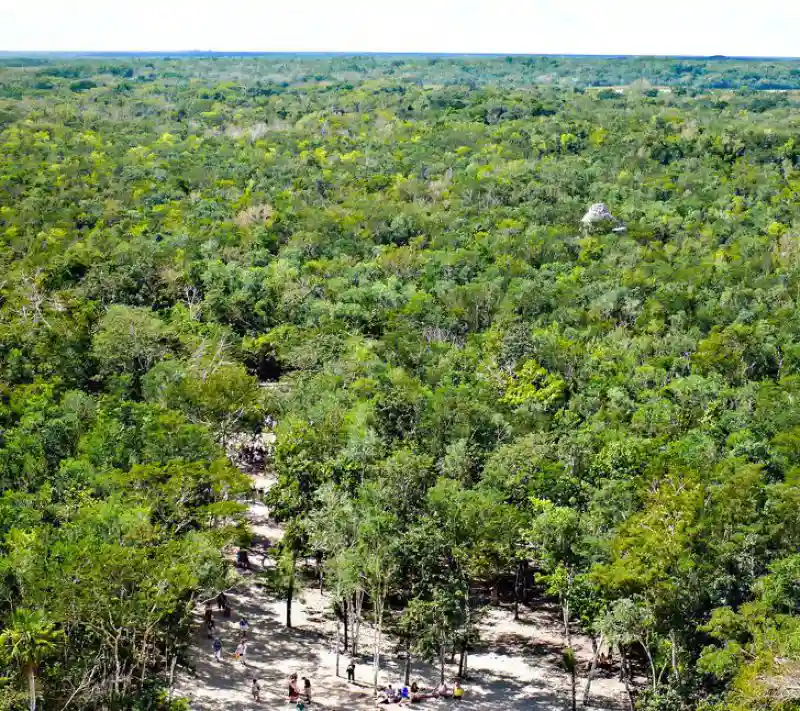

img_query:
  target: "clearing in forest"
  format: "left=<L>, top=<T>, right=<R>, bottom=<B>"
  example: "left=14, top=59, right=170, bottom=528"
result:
left=175, top=473, right=628, bottom=710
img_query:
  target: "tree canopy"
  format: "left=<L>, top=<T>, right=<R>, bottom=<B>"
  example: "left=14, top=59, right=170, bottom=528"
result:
left=1, top=54, right=800, bottom=710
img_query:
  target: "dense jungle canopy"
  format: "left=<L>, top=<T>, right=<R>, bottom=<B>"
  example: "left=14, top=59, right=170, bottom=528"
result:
left=0, top=54, right=800, bottom=710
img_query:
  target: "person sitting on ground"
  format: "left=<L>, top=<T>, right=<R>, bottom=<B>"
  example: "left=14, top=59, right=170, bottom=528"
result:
left=251, top=678, right=261, bottom=702
left=303, top=676, right=311, bottom=702
left=409, top=682, right=435, bottom=702
left=400, top=685, right=410, bottom=701
left=453, top=679, right=464, bottom=701
left=288, top=673, right=300, bottom=702
left=378, top=685, right=394, bottom=704
left=434, top=681, right=451, bottom=698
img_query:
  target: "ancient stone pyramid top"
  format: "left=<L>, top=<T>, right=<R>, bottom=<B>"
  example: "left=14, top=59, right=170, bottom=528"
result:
left=581, top=203, right=616, bottom=224
left=581, top=203, right=626, bottom=232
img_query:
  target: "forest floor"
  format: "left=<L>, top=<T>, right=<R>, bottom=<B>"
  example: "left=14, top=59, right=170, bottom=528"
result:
left=175, top=472, right=629, bottom=710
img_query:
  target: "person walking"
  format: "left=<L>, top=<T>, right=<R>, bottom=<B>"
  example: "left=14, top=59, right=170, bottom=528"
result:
left=204, top=605, right=215, bottom=638
left=251, top=678, right=261, bottom=702
left=216, top=591, right=227, bottom=610
left=235, top=640, right=248, bottom=667
left=303, top=677, right=311, bottom=703
left=239, top=617, right=249, bottom=637
left=212, top=637, right=222, bottom=662
left=237, top=549, right=250, bottom=570
left=346, top=659, right=356, bottom=683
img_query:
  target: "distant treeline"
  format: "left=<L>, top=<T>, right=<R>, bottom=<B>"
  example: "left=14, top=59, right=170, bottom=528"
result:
left=1, top=54, right=800, bottom=92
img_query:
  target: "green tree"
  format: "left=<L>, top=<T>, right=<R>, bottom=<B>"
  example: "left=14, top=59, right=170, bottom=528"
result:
left=0, top=609, right=64, bottom=711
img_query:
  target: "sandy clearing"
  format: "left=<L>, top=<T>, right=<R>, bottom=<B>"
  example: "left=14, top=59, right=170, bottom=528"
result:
left=175, top=476, right=628, bottom=710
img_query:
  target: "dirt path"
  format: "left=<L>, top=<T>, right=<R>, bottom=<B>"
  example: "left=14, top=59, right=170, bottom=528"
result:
left=175, top=472, right=627, bottom=710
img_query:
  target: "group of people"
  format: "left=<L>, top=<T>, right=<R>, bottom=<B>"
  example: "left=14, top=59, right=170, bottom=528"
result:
left=378, top=680, right=465, bottom=704
left=597, top=650, right=614, bottom=671
left=206, top=591, right=251, bottom=668
left=205, top=590, right=465, bottom=708
left=236, top=548, right=251, bottom=570
left=288, top=673, right=313, bottom=709
left=204, top=591, right=232, bottom=638
left=345, top=659, right=465, bottom=705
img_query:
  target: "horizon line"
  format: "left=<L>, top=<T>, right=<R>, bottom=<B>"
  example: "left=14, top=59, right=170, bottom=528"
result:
left=2, top=50, right=800, bottom=61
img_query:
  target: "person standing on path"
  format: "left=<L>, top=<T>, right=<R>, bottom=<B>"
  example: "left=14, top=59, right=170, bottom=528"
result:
left=346, top=659, right=355, bottom=683
left=216, top=591, right=227, bottom=610
left=234, top=640, right=248, bottom=667
left=251, top=679, right=261, bottom=702
left=303, top=677, right=311, bottom=702
left=239, top=617, right=249, bottom=637
left=204, top=606, right=215, bottom=638
left=288, top=673, right=300, bottom=703
left=212, top=637, right=222, bottom=662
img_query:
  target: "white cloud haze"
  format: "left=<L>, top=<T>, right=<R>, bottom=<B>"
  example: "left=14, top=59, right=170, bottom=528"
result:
left=1, top=0, right=797, bottom=57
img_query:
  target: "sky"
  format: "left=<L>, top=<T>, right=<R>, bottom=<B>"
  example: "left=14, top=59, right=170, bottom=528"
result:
left=1, top=0, right=799, bottom=57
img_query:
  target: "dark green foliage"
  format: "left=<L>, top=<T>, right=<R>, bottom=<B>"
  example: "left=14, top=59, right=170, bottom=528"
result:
left=1, top=55, right=800, bottom=709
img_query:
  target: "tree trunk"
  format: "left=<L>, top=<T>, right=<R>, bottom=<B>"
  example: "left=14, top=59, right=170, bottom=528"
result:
left=167, top=654, right=178, bottom=702
left=439, top=646, right=446, bottom=683
left=582, top=633, right=604, bottom=706
left=352, top=616, right=360, bottom=657
left=619, top=645, right=634, bottom=711
left=460, top=589, right=471, bottom=679
left=570, top=661, right=577, bottom=711
left=513, top=562, right=521, bottom=621
left=317, top=551, right=324, bottom=593
left=642, top=643, right=657, bottom=691
left=670, top=630, right=679, bottom=680
left=27, top=667, right=36, bottom=711
left=521, top=559, right=529, bottom=603
left=335, top=616, right=341, bottom=677
left=372, top=617, right=383, bottom=694
left=343, top=601, right=349, bottom=653
left=286, top=552, right=296, bottom=629
left=404, top=638, right=411, bottom=685
left=352, top=590, right=364, bottom=657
